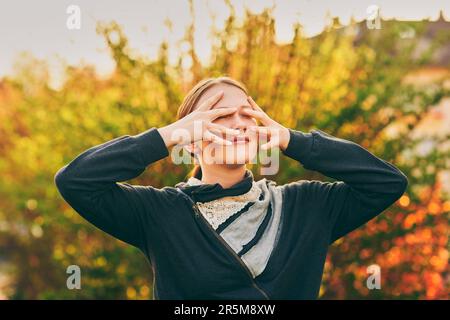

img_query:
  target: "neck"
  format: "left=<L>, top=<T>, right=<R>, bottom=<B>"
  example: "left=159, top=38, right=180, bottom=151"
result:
left=200, top=164, right=247, bottom=189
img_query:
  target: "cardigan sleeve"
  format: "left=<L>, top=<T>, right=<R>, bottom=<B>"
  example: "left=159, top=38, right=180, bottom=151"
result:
left=54, top=128, right=169, bottom=250
left=282, top=128, right=408, bottom=244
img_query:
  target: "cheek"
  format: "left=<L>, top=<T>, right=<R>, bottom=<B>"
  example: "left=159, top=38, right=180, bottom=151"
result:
left=245, top=118, right=257, bottom=126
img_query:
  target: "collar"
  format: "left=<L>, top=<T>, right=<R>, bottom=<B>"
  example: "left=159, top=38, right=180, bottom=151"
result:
left=175, top=169, right=254, bottom=202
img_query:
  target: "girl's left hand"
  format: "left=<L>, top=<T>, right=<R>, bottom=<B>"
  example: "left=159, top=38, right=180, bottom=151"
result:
left=243, top=96, right=291, bottom=151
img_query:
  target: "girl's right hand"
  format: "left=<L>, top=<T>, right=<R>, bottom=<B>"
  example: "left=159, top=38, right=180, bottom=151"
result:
left=157, top=90, right=241, bottom=148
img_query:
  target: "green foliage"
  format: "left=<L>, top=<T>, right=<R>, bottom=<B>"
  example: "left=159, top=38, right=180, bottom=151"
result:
left=0, top=9, right=448, bottom=299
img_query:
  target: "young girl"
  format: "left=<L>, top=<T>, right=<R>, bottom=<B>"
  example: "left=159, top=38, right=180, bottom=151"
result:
left=55, top=76, right=408, bottom=299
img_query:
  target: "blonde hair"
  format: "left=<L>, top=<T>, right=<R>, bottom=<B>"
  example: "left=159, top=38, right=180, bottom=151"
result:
left=177, top=76, right=248, bottom=179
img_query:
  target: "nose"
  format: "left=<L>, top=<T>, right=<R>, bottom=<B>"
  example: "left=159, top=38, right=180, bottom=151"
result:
left=230, top=112, right=249, bottom=133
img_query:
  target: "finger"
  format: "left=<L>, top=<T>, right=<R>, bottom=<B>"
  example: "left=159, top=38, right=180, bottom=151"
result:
left=249, top=126, right=271, bottom=146
left=248, top=126, right=270, bottom=146
left=197, top=90, right=224, bottom=111
left=247, top=96, right=265, bottom=113
left=206, top=107, right=238, bottom=120
left=261, top=139, right=278, bottom=150
left=203, top=130, right=232, bottom=145
left=207, top=123, right=240, bottom=136
left=248, top=125, right=271, bottom=135
left=241, top=108, right=270, bottom=125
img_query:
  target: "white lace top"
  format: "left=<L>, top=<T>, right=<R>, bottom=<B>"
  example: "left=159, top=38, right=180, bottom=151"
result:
left=186, top=176, right=262, bottom=229
left=185, top=175, right=283, bottom=278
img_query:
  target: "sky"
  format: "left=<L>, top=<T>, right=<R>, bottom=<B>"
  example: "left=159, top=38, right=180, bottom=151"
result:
left=0, top=0, right=449, bottom=85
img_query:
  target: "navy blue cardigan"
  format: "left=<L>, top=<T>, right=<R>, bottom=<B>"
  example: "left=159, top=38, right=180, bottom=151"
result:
left=54, top=127, right=408, bottom=299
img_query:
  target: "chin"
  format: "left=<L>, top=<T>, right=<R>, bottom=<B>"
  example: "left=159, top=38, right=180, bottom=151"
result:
left=221, top=148, right=258, bottom=165
left=223, top=157, right=249, bottom=165
left=223, top=163, right=247, bottom=169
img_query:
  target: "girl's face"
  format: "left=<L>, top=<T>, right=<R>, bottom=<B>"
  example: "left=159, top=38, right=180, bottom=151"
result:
left=194, top=84, right=259, bottom=166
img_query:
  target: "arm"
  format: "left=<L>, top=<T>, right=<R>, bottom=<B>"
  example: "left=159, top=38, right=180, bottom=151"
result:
left=282, top=128, right=408, bottom=244
left=54, top=128, right=169, bottom=250
left=54, top=90, right=244, bottom=250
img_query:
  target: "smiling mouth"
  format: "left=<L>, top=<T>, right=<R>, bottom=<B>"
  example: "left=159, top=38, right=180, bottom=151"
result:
left=229, top=136, right=250, bottom=144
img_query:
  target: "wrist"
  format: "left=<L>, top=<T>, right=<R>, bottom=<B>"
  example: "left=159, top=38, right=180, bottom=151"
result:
left=279, top=127, right=291, bottom=151
left=158, top=124, right=177, bottom=148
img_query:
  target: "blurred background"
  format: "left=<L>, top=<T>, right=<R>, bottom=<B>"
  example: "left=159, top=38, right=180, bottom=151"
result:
left=0, top=0, right=449, bottom=299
